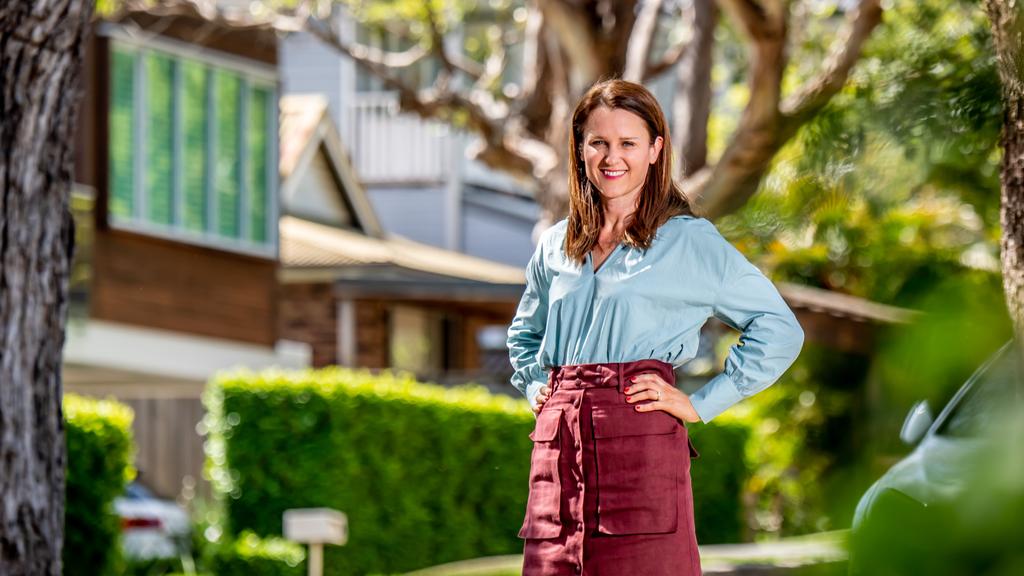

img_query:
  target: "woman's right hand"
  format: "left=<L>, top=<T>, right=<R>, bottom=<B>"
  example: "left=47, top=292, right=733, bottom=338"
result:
left=532, top=385, right=552, bottom=414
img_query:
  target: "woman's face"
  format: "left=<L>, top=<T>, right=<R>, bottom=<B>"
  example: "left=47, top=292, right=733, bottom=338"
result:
left=581, top=105, right=663, bottom=206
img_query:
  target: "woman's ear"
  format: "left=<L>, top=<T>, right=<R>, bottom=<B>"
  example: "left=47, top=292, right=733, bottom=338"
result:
left=649, top=136, right=664, bottom=165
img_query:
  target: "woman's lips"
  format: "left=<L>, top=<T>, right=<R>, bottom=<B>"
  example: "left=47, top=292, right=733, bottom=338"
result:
left=601, top=169, right=626, bottom=180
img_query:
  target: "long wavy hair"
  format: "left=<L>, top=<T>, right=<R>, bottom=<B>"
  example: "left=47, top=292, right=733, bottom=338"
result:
left=565, top=79, right=694, bottom=265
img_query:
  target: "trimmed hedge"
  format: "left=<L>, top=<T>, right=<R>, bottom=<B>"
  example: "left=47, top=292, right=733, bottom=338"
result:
left=209, top=531, right=305, bottom=576
left=65, top=393, right=136, bottom=576
left=206, top=368, right=750, bottom=575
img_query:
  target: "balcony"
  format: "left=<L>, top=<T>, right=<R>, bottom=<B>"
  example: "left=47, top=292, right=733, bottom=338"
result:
left=344, top=92, right=454, bottom=187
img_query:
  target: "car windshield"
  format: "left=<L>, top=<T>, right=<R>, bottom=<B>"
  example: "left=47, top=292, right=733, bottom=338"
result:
left=124, top=482, right=155, bottom=500
left=936, top=344, right=1022, bottom=438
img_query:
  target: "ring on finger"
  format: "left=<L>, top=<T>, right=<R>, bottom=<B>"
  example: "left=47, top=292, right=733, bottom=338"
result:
left=655, top=389, right=662, bottom=401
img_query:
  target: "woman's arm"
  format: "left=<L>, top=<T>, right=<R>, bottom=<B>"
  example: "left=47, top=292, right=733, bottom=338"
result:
left=507, top=239, right=552, bottom=411
left=688, top=230, right=805, bottom=423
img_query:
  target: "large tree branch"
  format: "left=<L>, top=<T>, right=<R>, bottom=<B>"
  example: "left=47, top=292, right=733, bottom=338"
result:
left=423, top=2, right=485, bottom=81
left=781, top=0, right=884, bottom=126
left=717, top=0, right=769, bottom=39
left=623, top=0, right=663, bottom=82
left=539, top=0, right=600, bottom=92
left=684, top=0, right=788, bottom=217
left=673, top=0, right=716, bottom=176
left=304, top=17, right=501, bottom=136
left=688, top=0, right=885, bottom=219
left=644, top=35, right=690, bottom=81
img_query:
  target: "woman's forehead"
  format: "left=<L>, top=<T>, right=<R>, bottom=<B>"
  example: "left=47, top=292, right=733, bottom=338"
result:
left=582, top=106, right=649, bottom=138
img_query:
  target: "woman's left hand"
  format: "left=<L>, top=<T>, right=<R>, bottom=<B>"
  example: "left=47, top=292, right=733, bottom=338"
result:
left=625, top=373, right=701, bottom=423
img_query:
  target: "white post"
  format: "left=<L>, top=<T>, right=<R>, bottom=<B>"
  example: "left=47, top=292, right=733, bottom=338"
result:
left=283, top=508, right=347, bottom=576
left=307, top=542, right=324, bottom=576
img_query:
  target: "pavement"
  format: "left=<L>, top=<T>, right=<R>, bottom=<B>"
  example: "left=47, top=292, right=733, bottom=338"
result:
left=404, top=530, right=849, bottom=575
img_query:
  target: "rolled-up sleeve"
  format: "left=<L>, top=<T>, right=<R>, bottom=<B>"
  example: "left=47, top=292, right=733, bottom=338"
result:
left=688, top=237, right=805, bottom=423
left=507, top=240, right=551, bottom=409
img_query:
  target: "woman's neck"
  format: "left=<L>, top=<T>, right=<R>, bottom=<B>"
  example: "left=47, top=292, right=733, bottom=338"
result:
left=602, top=194, right=637, bottom=235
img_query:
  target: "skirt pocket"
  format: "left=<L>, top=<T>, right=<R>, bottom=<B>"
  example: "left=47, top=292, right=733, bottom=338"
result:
left=518, top=406, right=565, bottom=539
left=592, top=405, right=680, bottom=535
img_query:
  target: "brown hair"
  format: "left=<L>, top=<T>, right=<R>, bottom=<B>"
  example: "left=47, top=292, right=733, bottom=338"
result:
left=565, top=78, right=693, bottom=265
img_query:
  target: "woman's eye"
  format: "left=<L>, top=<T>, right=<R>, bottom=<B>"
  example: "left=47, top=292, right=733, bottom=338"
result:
left=623, top=141, right=635, bottom=147
left=591, top=140, right=605, bottom=146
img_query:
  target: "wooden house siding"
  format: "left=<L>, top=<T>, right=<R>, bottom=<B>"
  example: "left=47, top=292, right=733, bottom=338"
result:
left=279, top=282, right=338, bottom=366
left=91, top=229, right=277, bottom=346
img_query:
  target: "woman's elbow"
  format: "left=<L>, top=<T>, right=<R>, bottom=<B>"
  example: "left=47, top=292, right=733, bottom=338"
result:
left=787, top=318, right=806, bottom=360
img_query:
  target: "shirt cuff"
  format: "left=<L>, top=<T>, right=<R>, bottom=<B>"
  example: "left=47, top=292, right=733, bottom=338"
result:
left=689, top=372, right=745, bottom=423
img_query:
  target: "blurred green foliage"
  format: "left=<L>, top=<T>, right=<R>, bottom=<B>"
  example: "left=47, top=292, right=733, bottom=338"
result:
left=209, top=531, right=306, bottom=576
left=710, top=1, right=1010, bottom=541
left=717, top=344, right=865, bottom=538
left=720, top=0, right=1002, bottom=308
left=204, top=367, right=752, bottom=574
left=64, top=394, right=136, bottom=576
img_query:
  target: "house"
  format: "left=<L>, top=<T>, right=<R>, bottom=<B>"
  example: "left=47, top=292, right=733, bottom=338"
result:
left=62, top=5, right=532, bottom=498
left=276, top=94, right=526, bottom=388
left=279, top=7, right=548, bottom=267
left=64, top=4, right=307, bottom=499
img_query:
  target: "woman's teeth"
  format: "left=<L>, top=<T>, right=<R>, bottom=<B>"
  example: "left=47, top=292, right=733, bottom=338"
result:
left=602, top=170, right=626, bottom=177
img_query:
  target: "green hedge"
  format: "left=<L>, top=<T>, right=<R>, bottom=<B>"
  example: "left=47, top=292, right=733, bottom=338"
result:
left=65, top=393, right=136, bottom=576
left=209, top=531, right=305, bottom=576
left=206, top=368, right=750, bottom=575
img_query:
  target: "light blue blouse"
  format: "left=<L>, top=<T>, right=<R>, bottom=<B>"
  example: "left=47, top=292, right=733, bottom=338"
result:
left=506, top=214, right=805, bottom=423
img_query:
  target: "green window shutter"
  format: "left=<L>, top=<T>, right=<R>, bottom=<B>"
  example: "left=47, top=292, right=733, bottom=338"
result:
left=109, top=47, right=135, bottom=219
left=248, top=86, right=270, bottom=244
left=145, top=52, right=174, bottom=226
left=215, top=70, right=242, bottom=239
left=182, top=61, right=208, bottom=233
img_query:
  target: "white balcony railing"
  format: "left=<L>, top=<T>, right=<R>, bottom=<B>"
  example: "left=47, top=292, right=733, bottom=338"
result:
left=344, top=92, right=452, bottom=186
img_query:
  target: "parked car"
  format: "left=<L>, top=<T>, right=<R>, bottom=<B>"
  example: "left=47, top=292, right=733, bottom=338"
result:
left=850, top=341, right=1023, bottom=573
left=114, top=481, right=191, bottom=560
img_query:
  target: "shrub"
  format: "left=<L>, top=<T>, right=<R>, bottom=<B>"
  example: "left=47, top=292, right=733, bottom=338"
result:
left=205, top=368, right=751, bottom=575
left=64, top=393, right=136, bottom=576
left=208, top=531, right=305, bottom=576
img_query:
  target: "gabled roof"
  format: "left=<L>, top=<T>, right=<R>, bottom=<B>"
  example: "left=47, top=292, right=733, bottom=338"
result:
left=279, top=94, right=384, bottom=237
left=278, top=215, right=524, bottom=286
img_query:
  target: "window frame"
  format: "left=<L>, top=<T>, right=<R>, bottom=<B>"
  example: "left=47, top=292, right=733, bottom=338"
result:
left=101, top=25, right=279, bottom=260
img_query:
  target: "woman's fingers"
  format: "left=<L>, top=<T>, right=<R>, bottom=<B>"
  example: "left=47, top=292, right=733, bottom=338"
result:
left=532, top=386, right=553, bottom=413
left=623, top=373, right=666, bottom=401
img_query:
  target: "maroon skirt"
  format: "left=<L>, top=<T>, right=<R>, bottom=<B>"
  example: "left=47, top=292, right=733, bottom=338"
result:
left=519, top=359, right=702, bottom=576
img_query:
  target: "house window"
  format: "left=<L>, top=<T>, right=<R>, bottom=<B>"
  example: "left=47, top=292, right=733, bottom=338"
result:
left=107, top=42, right=277, bottom=255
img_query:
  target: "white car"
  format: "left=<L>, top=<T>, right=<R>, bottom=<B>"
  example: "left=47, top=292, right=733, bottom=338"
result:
left=114, top=481, right=191, bottom=560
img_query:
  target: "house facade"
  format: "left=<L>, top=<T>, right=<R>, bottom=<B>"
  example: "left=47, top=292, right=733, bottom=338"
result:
left=65, top=6, right=308, bottom=498
left=276, top=94, right=525, bottom=390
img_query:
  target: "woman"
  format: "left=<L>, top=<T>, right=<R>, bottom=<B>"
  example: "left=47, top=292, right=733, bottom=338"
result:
left=506, top=79, right=804, bottom=575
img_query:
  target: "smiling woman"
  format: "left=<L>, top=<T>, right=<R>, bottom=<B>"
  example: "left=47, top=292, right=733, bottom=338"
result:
left=507, top=79, right=805, bottom=576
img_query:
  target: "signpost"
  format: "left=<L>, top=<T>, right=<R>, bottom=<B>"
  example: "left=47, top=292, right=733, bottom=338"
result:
left=283, top=508, right=348, bottom=576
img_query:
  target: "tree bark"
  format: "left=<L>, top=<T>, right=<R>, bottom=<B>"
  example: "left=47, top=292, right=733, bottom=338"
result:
left=984, top=1, right=1024, bottom=336
left=673, top=0, right=717, bottom=178
left=0, top=1, right=92, bottom=573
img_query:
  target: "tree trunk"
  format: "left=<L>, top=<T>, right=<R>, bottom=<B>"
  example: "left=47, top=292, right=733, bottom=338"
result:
left=673, top=0, right=716, bottom=178
left=999, top=93, right=1024, bottom=336
left=0, top=1, right=93, bottom=573
left=984, top=1, right=1024, bottom=337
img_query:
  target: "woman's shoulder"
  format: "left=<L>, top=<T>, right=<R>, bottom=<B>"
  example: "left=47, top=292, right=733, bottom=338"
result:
left=537, top=218, right=569, bottom=249
left=659, top=213, right=721, bottom=241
